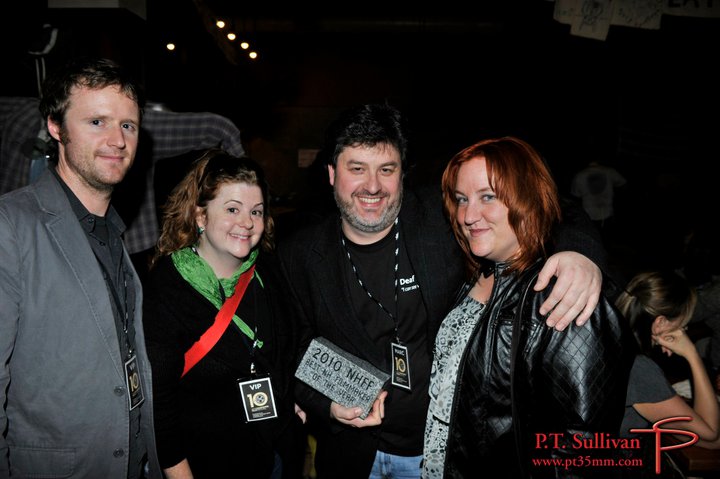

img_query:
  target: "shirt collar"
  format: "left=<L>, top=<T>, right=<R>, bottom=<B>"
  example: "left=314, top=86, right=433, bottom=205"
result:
left=49, top=165, right=126, bottom=235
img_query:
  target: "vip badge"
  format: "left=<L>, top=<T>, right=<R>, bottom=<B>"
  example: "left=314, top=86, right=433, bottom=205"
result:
left=238, top=376, right=277, bottom=422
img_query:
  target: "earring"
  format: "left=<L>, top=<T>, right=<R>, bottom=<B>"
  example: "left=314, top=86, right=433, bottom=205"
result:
left=197, top=226, right=205, bottom=235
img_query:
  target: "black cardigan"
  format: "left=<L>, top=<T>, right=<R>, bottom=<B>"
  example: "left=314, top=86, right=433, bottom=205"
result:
left=142, top=251, right=302, bottom=478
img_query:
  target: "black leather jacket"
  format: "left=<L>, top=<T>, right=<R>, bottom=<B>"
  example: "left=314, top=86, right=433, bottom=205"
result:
left=443, top=260, right=635, bottom=478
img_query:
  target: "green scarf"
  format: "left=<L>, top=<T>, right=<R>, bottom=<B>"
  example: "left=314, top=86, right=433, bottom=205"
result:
left=172, top=247, right=264, bottom=347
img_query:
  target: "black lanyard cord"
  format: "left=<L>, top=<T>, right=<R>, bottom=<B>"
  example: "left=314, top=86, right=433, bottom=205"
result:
left=340, top=217, right=401, bottom=343
left=94, top=253, right=134, bottom=359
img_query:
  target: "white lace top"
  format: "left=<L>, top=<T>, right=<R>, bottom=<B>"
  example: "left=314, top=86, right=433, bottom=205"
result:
left=423, top=295, right=485, bottom=478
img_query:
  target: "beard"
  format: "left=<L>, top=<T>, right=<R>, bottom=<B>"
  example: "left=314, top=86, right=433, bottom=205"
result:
left=334, top=187, right=403, bottom=234
left=59, top=127, right=129, bottom=193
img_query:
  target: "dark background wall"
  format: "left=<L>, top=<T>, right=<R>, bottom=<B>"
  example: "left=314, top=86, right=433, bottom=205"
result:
left=1, top=0, right=718, bottom=276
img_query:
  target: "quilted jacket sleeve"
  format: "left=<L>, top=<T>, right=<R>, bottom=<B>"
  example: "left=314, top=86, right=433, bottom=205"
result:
left=518, top=286, right=635, bottom=478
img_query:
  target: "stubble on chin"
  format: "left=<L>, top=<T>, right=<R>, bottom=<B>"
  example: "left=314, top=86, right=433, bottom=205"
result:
left=334, top=189, right=403, bottom=234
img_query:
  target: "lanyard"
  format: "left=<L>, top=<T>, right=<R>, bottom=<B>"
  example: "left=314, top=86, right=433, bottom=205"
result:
left=220, top=279, right=265, bottom=351
left=341, top=217, right=402, bottom=343
left=94, top=251, right=134, bottom=360
left=221, top=282, right=262, bottom=375
left=241, top=325, right=261, bottom=375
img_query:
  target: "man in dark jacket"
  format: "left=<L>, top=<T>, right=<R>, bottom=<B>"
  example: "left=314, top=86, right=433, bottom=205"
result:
left=277, top=103, right=606, bottom=478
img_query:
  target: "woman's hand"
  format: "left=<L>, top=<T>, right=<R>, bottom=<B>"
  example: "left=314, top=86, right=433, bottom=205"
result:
left=294, top=402, right=307, bottom=424
left=329, top=390, right=387, bottom=428
left=534, top=251, right=602, bottom=331
left=654, top=328, right=697, bottom=358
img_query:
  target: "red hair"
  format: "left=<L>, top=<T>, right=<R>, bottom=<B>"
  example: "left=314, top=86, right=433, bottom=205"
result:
left=441, top=137, right=561, bottom=275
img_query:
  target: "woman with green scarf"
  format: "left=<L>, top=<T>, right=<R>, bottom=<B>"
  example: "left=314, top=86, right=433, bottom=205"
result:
left=143, top=149, right=304, bottom=479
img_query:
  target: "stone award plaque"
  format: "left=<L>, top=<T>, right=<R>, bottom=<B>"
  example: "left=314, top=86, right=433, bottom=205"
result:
left=295, top=337, right=390, bottom=419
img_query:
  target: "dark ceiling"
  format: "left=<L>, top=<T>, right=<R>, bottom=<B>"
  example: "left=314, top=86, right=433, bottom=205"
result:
left=199, top=0, right=528, bottom=28
left=2, top=1, right=718, bottom=174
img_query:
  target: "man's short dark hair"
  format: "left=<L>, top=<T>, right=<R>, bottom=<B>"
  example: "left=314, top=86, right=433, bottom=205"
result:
left=39, top=57, right=145, bottom=126
left=321, top=103, right=409, bottom=172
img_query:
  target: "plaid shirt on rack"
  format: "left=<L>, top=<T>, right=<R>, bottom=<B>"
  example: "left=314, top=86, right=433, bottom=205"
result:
left=0, top=97, right=245, bottom=254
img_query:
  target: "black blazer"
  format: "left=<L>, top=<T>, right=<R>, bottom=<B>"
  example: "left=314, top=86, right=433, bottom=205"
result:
left=277, top=186, right=465, bottom=475
left=278, top=185, right=465, bottom=405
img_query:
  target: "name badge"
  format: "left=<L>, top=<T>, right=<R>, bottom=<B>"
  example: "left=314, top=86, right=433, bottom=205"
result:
left=124, top=355, right=145, bottom=411
left=391, top=342, right=411, bottom=391
left=238, top=376, right=278, bottom=422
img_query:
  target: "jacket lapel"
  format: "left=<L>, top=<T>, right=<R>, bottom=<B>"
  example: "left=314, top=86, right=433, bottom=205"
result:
left=35, top=171, right=125, bottom=376
left=307, top=217, right=386, bottom=367
left=399, top=191, right=438, bottom=324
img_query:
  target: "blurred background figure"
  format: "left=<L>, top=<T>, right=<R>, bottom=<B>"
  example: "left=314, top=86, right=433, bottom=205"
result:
left=571, top=158, right=627, bottom=248
left=682, top=224, right=720, bottom=394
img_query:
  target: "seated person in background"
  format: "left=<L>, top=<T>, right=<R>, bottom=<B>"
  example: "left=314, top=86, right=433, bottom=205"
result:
left=616, top=270, right=720, bottom=449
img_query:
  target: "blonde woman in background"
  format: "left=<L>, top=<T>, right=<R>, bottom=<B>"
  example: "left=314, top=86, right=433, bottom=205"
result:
left=616, top=270, right=720, bottom=449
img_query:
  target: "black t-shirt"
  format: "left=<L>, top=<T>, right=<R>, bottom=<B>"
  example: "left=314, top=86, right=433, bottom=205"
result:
left=343, top=227, right=430, bottom=456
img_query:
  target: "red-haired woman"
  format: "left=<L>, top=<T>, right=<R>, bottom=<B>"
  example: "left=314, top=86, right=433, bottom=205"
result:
left=423, top=137, right=634, bottom=478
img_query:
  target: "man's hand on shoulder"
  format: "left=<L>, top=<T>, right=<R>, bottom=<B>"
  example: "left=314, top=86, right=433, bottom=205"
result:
left=534, top=251, right=602, bottom=331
